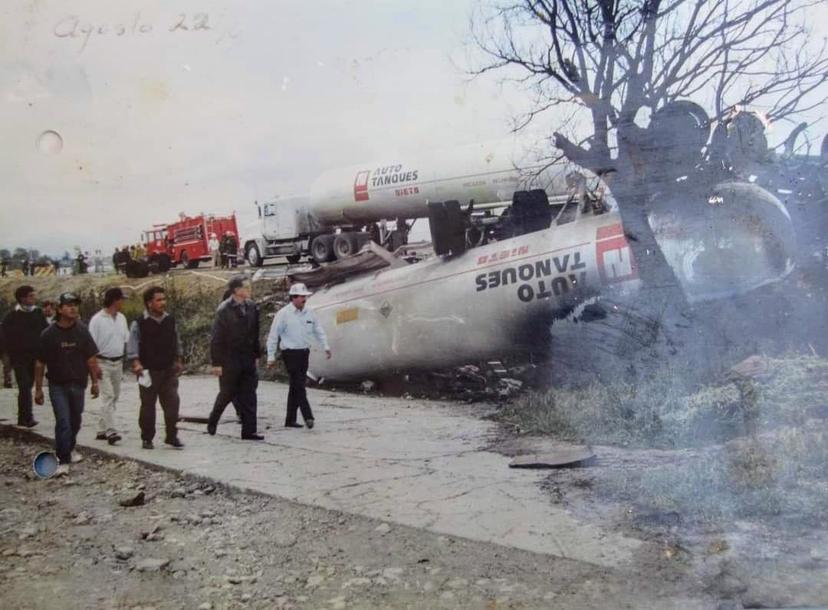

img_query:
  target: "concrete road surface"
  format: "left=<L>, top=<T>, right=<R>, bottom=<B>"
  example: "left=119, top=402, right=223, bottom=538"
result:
left=0, top=375, right=642, bottom=569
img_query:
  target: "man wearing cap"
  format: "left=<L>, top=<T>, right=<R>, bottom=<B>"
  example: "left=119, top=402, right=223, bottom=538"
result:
left=88, top=288, right=130, bottom=445
left=34, top=293, right=100, bottom=476
left=207, top=277, right=262, bottom=439
left=208, top=233, right=220, bottom=268
left=266, top=283, right=331, bottom=429
left=127, top=286, right=185, bottom=450
left=1, top=285, right=48, bottom=427
left=221, top=231, right=238, bottom=269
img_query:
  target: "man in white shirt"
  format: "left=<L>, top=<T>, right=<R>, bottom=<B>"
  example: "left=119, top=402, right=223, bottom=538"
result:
left=208, top=233, right=220, bottom=267
left=266, top=283, right=331, bottom=429
left=88, top=287, right=130, bottom=445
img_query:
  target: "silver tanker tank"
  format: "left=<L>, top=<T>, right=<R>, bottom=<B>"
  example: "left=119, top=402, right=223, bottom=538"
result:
left=307, top=139, right=569, bottom=226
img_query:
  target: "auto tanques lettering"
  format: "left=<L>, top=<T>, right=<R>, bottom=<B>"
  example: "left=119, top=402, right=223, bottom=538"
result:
left=475, top=251, right=588, bottom=302
left=370, top=165, right=419, bottom=187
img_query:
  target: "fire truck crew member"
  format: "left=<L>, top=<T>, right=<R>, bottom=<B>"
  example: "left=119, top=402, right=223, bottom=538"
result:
left=207, top=277, right=263, bottom=440
left=208, top=233, right=220, bottom=267
left=88, top=288, right=129, bottom=445
left=1, top=286, right=48, bottom=427
left=266, top=283, right=331, bottom=429
left=127, top=286, right=184, bottom=450
left=34, top=292, right=100, bottom=476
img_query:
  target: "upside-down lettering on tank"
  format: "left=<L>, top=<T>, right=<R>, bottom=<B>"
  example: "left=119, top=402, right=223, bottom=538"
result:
left=474, top=250, right=588, bottom=302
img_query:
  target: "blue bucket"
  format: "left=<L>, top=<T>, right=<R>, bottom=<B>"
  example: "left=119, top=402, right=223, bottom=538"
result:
left=32, top=451, right=58, bottom=479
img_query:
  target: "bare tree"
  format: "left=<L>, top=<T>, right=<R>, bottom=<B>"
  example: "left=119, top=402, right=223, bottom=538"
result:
left=472, top=0, right=828, bottom=315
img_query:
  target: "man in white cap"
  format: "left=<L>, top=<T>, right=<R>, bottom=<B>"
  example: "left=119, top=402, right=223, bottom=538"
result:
left=208, top=233, right=220, bottom=268
left=266, top=283, right=330, bottom=429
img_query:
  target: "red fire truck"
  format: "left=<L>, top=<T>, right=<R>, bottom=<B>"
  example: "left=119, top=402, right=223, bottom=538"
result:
left=139, top=213, right=239, bottom=273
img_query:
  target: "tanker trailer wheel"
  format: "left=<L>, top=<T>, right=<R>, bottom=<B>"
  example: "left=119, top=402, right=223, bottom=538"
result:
left=157, top=254, right=171, bottom=272
left=246, top=243, right=263, bottom=267
left=311, top=235, right=336, bottom=264
left=333, top=233, right=359, bottom=259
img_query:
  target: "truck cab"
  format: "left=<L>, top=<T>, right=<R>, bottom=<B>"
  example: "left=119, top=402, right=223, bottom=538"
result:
left=244, top=196, right=312, bottom=266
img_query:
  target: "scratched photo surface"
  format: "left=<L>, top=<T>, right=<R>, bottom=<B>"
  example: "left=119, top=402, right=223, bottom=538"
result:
left=3, top=1, right=828, bottom=609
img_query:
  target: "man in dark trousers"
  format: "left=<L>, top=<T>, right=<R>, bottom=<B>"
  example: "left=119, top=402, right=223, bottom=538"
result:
left=127, top=286, right=184, bottom=449
left=34, top=293, right=100, bottom=476
left=1, top=285, right=48, bottom=426
left=207, top=277, right=263, bottom=440
left=266, top=283, right=331, bottom=429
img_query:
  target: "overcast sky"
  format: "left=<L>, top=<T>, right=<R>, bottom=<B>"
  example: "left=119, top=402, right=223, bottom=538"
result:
left=1, top=1, right=827, bottom=256
left=0, top=0, right=526, bottom=255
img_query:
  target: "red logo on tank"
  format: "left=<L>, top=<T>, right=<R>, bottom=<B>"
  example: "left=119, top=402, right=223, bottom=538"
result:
left=354, top=170, right=370, bottom=202
left=596, top=223, right=637, bottom=284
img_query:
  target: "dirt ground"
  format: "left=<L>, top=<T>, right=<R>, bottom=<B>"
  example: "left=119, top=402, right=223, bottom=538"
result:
left=0, top=430, right=718, bottom=610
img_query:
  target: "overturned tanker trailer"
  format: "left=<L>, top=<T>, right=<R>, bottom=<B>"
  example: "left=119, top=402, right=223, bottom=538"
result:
left=289, top=188, right=795, bottom=382
left=284, top=105, right=799, bottom=381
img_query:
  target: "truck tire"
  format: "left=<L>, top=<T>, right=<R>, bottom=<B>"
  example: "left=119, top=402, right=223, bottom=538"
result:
left=158, top=254, right=172, bottom=273
left=311, top=235, right=335, bottom=264
left=246, top=243, right=263, bottom=267
left=286, top=254, right=301, bottom=265
left=180, top=251, right=199, bottom=269
left=333, top=233, right=359, bottom=259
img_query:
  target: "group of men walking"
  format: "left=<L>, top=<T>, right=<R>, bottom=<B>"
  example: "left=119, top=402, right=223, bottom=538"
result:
left=206, top=279, right=330, bottom=438
left=1, top=285, right=185, bottom=475
left=0, top=277, right=331, bottom=473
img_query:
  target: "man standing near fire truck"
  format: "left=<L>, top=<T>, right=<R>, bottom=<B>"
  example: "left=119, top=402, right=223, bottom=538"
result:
left=221, top=231, right=238, bottom=268
left=208, top=233, right=220, bottom=267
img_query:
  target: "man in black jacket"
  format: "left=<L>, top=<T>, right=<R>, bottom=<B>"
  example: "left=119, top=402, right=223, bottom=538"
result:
left=207, top=277, right=262, bottom=440
left=127, top=286, right=184, bottom=450
left=1, top=285, right=48, bottom=426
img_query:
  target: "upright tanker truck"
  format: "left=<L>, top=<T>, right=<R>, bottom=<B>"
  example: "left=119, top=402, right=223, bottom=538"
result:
left=242, top=140, right=564, bottom=266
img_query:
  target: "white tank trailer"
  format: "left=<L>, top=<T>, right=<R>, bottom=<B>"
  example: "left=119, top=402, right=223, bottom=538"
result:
left=244, top=140, right=567, bottom=266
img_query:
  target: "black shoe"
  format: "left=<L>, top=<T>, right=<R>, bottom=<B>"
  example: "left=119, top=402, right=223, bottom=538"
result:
left=285, top=423, right=303, bottom=428
left=164, top=438, right=184, bottom=449
left=142, top=440, right=154, bottom=450
left=107, top=432, right=122, bottom=445
left=207, top=422, right=217, bottom=436
left=305, top=419, right=315, bottom=430
left=18, top=420, right=37, bottom=428
left=3, top=382, right=12, bottom=389
left=95, top=432, right=108, bottom=440
left=241, top=434, right=265, bottom=441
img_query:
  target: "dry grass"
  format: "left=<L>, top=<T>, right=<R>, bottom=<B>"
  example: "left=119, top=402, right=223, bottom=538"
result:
left=500, top=356, right=828, bottom=524
left=497, top=355, right=828, bottom=448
